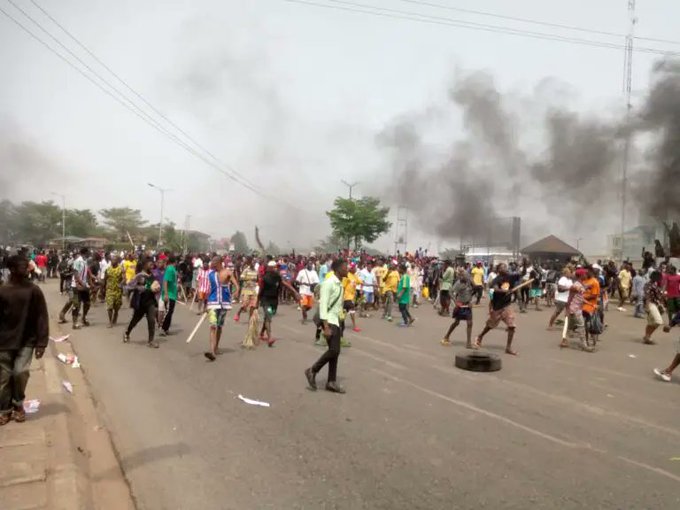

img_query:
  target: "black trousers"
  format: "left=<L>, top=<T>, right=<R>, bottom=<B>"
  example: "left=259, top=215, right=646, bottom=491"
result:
left=473, top=285, right=483, bottom=304
left=126, top=303, right=157, bottom=342
left=312, top=324, right=341, bottom=383
left=59, top=275, right=68, bottom=293
left=161, top=299, right=176, bottom=332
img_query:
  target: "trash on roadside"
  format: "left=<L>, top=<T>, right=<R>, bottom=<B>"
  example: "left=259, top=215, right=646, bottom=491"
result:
left=628, top=354, right=637, bottom=358
left=238, top=394, right=270, bottom=408
left=23, top=399, right=40, bottom=414
left=62, top=381, right=74, bottom=394
left=670, top=457, right=680, bottom=461
left=57, top=353, right=80, bottom=367
left=50, top=335, right=70, bottom=343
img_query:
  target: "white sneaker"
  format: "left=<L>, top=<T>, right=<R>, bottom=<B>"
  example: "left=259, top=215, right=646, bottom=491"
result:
left=653, top=368, right=671, bottom=382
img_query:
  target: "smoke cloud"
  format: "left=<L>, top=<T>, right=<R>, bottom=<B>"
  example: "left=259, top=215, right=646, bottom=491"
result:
left=637, top=60, right=680, bottom=221
left=0, top=121, right=70, bottom=201
left=375, top=68, right=635, bottom=249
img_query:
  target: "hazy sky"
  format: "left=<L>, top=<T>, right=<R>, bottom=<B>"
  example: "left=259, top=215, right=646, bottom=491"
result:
left=0, top=0, right=676, bottom=254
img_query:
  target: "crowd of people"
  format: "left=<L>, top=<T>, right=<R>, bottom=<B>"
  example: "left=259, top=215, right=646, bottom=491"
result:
left=0, top=243, right=679, bottom=420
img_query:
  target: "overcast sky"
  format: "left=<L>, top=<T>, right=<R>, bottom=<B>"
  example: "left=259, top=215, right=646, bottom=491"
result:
left=0, top=0, right=676, bottom=254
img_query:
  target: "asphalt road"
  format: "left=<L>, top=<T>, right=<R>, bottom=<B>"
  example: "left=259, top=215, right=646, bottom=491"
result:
left=45, top=282, right=680, bottom=510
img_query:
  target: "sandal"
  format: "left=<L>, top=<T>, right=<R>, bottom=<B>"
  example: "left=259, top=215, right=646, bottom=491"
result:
left=0, top=413, right=10, bottom=426
left=12, top=407, right=26, bottom=423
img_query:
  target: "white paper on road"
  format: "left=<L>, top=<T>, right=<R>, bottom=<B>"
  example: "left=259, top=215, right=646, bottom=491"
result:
left=57, top=353, right=78, bottom=365
left=238, top=394, right=270, bottom=407
left=23, top=399, right=40, bottom=414
left=50, top=335, right=70, bottom=343
left=62, top=381, right=74, bottom=394
left=628, top=354, right=637, bottom=358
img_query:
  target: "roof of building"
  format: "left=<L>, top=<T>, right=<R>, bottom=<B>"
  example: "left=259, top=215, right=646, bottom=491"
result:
left=521, top=235, right=580, bottom=255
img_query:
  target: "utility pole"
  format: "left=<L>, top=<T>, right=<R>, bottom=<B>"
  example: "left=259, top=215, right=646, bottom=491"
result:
left=340, top=180, right=359, bottom=199
left=394, top=206, right=408, bottom=255
left=620, top=0, right=636, bottom=262
left=182, top=214, right=191, bottom=254
left=51, top=192, right=66, bottom=250
left=148, top=183, right=171, bottom=248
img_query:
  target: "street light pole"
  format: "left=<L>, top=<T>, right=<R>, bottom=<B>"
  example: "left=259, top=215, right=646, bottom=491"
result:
left=340, top=180, right=359, bottom=199
left=51, top=192, right=65, bottom=251
left=148, top=183, right=170, bottom=248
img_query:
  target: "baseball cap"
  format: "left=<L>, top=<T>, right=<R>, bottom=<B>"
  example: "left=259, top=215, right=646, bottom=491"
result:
left=267, top=260, right=277, bottom=268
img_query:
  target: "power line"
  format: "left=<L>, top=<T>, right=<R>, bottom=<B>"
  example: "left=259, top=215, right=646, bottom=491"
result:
left=395, top=0, right=680, bottom=47
left=281, top=0, right=680, bottom=57
left=27, top=0, right=266, bottom=195
left=1, top=0, right=289, bottom=208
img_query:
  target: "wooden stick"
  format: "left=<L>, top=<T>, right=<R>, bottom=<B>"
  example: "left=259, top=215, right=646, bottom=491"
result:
left=186, top=312, right=207, bottom=343
left=189, top=289, right=197, bottom=310
left=508, top=278, right=535, bottom=294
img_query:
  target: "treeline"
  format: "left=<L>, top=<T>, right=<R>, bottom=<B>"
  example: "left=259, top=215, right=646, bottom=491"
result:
left=0, top=200, right=209, bottom=252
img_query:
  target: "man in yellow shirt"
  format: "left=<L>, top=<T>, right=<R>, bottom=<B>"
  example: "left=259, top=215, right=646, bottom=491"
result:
left=618, top=264, right=632, bottom=310
left=372, top=260, right=387, bottom=308
left=342, top=264, right=362, bottom=332
left=382, top=261, right=400, bottom=322
left=471, top=261, right=485, bottom=305
left=122, top=253, right=137, bottom=305
left=122, top=253, right=137, bottom=283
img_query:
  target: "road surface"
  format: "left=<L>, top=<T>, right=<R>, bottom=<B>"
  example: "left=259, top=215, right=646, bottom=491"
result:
left=45, top=283, right=680, bottom=509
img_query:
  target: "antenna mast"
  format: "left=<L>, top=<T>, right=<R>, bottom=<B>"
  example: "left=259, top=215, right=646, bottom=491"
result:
left=619, top=0, right=636, bottom=262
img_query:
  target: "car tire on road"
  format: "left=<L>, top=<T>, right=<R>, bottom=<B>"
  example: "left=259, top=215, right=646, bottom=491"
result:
left=454, top=351, right=502, bottom=372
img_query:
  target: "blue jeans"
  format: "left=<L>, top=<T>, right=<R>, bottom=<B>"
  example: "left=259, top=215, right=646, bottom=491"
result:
left=634, top=296, right=644, bottom=317
left=0, top=346, right=34, bottom=416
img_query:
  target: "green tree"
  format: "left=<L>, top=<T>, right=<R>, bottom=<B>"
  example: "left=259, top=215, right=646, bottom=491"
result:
left=15, top=201, right=62, bottom=245
left=326, top=197, right=391, bottom=250
left=65, top=209, right=98, bottom=238
left=0, top=200, right=18, bottom=244
left=99, top=207, right=147, bottom=241
left=230, top=231, right=250, bottom=254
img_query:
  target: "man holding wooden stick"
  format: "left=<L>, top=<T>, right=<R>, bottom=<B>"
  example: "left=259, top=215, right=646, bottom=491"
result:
left=473, top=263, right=530, bottom=356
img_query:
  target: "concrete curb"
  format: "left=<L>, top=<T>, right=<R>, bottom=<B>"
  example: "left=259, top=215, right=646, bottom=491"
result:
left=48, top=306, right=137, bottom=510
left=45, top=338, right=92, bottom=510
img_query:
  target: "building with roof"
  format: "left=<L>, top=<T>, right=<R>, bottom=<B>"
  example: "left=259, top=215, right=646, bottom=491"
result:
left=521, top=235, right=581, bottom=264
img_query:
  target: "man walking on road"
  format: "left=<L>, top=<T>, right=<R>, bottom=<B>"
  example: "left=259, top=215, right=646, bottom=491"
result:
left=204, top=257, right=240, bottom=361
left=305, top=258, right=348, bottom=394
left=69, top=248, right=91, bottom=329
left=124, top=258, right=160, bottom=348
left=473, top=263, right=518, bottom=355
left=161, top=256, right=178, bottom=336
left=0, top=255, right=48, bottom=426
left=441, top=268, right=473, bottom=348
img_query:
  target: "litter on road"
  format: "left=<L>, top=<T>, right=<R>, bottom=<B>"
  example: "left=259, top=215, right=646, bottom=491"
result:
left=23, top=399, right=40, bottom=414
left=62, top=380, right=74, bottom=394
left=50, top=335, right=70, bottom=343
left=238, top=394, right=270, bottom=407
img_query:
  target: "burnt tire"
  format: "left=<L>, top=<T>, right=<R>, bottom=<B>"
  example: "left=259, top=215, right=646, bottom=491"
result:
left=454, top=350, right=502, bottom=372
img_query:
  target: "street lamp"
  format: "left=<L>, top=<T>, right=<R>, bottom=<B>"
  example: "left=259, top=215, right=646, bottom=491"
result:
left=51, top=192, right=66, bottom=251
left=148, top=183, right=171, bottom=248
left=340, top=180, right=359, bottom=199
left=576, top=238, right=583, bottom=252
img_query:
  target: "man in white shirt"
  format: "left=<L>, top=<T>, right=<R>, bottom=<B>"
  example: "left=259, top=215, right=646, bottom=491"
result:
left=359, top=262, right=377, bottom=317
left=296, top=260, right=319, bottom=323
left=548, top=267, right=573, bottom=329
